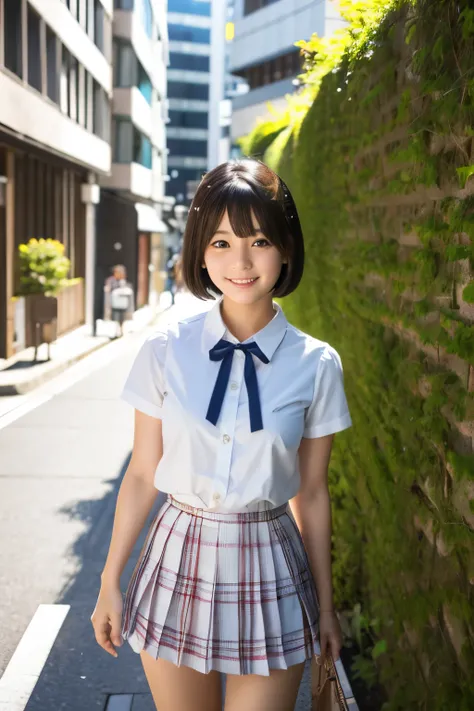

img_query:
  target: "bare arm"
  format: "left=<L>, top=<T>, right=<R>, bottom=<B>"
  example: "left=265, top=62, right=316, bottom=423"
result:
left=289, top=434, right=335, bottom=612
left=100, top=409, right=163, bottom=587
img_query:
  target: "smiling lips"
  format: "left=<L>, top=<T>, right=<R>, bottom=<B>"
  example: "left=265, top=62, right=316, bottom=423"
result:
left=227, top=278, right=258, bottom=286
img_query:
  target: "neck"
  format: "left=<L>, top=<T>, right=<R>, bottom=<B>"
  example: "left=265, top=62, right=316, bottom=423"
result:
left=220, top=296, right=276, bottom=342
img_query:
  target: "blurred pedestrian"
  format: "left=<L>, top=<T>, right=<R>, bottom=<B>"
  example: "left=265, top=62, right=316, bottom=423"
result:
left=165, top=249, right=178, bottom=305
left=91, top=159, right=352, bottom=711
left=104, top=265, right=134, bottom=338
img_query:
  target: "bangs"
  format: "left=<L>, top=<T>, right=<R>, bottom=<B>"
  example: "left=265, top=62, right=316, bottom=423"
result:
left=203, top=179, right=288, bottom=254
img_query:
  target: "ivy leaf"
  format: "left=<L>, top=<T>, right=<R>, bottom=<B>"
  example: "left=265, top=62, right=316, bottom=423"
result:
left=371, top=639, right=387, bottom=659
left=456, top=165, right=474, bottom=189
left=462, top=282, right=474, bottom=304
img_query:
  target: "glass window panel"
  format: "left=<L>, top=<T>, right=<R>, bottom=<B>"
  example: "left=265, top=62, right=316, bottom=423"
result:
left=167, top=0, right=211, bottom=16
left=169, top=53, right=210, bottom=72
left=27, top=5, right=42, bottom=92
left=60, top=47, right=70, bottom=115
left=168, top=110, right=208, bottom=129
left=167, top=81, right=209, bottom=101
left=167, top=139, right=208, bottom=158
left=46, top=27, right=59, bottom=103
left=168, top=24, right=210, bottom=44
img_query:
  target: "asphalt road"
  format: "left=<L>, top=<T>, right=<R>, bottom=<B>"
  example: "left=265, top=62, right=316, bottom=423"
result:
left=0, top=294, right=312, bottom=711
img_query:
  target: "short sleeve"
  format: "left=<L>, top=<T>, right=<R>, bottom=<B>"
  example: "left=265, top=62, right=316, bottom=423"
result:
left=120, top=331, right=167, bottom=418
left=303, top=345, right=352, bottom=438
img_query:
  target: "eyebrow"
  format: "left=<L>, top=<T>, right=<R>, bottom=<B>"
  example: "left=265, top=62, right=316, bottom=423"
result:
left=214, top=228, right=263, bottom=235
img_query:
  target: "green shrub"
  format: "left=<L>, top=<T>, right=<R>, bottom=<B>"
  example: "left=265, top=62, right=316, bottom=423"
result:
left=18, top=238, right=71, bottom=297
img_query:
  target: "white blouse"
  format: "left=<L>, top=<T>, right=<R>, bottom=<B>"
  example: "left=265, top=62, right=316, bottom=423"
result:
left=121, top=297, right=352, bottom=512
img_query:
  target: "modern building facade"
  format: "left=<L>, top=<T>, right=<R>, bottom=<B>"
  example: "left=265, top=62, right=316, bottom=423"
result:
left=230, top=0, right=344, bottom=146
left=0, top=0, right=169, bottom=359
left=98, top=0, right=169, bottom=314
left=0, top=0, right=113, bottom=358
left=165, top=0, right=214, bottom=204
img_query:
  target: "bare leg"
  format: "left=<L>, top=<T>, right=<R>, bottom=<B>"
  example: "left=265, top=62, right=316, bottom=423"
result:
left=140, top=652, right=223, bottom=711
left=224, top=662, right=305, bottom=711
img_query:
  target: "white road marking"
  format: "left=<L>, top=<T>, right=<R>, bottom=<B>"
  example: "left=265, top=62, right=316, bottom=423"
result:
left=0, top=604, right=70, bottom=711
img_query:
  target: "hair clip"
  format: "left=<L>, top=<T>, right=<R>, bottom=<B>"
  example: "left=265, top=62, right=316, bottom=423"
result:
left=194, top=206, right=200, bottom=211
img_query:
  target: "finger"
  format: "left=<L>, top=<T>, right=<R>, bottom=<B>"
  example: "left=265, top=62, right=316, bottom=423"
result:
left=109, top=612, right=123, bottom=647
left=94, top=622, right=118, bottom=658
left=331, top=638, right=340, bottom=661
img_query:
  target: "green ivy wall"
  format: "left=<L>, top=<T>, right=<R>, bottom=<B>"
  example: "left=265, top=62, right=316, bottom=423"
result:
left=244, top=1, right=474, bottom=708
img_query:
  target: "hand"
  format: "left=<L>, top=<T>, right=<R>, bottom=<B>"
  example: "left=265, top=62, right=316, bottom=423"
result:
left=318, top=609, right=343, bottom=662
left=90, top=583, right=123, bottom=658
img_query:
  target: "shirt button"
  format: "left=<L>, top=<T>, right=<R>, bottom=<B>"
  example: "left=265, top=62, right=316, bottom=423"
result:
left=222, top=434, right=231, bottom=443
left=213, top=492, right=221, bottom=502
left=230, top=382, right=238, bottom=391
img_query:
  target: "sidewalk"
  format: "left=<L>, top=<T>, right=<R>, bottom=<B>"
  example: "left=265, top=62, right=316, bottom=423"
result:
left=0, top=295, right=173, bottom=397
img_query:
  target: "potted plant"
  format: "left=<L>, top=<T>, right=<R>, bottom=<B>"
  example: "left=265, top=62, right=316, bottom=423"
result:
left=17, top=238, right=71, bottom=357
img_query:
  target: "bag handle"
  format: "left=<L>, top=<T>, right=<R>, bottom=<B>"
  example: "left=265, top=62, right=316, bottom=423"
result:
left=312, top=654, right=350, bottom=711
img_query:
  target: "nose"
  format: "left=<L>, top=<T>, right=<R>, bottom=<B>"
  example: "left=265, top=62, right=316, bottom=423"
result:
left=233, top=241, right=253, bottom=270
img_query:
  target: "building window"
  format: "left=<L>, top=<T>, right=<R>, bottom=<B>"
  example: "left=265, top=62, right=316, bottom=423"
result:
left=114, top=0, right=134, bottom=7
left=85, top=71, right=94, bottom=131
left=94, top=0, right=105, bottom=53
left=69, top=55, right=79, bottom=121
left=113, top=41, right=153, bottom=105
left=60, top=48, right=71, bottom=116
left=113, top=117, right=152, bottom=168
left=46, top=27, right=59, bottom=103
left=76, top=0, right=86, bottom=28
left=113, top=40, right=136, bottom=86
left=168, top=81, right=209, bottom=101
left=167, top=0, right=211, bottom=16
left=244, top=0, right=280, bottom=15
left=78, top=65, right=86, bottom=126
left=168, top=24, right=210, bottom=44
left=4, top=0, right=23, bottom=78
left=66, top=0, right=79, bottom=19
left=167, top=139, right=208, bottom=158
left=27, top=4, right=42, bottom=92
left=169, top=53, right=210, bottom=72
left=236, top=49, right=302, bottom=90
left=93, top=81, right=111, bottom=141
left=137, top=62, right=152, bottom=104
left=168, top=110, right=208, bottom=129
left=138, top=0, right=153, bottom=38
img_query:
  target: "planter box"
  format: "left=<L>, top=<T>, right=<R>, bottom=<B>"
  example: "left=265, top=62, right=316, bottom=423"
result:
left=24, top=294, right=58, bottom=349
left=57, top=279, right=85, bottom=336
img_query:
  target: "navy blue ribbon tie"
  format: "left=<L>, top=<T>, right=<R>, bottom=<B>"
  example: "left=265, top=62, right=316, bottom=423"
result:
left=206, top=339, right=269, bottom=432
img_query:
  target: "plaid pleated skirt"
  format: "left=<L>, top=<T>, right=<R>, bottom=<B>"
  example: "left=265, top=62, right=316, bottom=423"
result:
left=121, top=496, right=321, bottom=676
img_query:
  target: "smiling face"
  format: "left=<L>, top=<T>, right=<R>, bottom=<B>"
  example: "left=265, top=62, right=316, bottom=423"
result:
left=203, top=209, right=287, bottom=306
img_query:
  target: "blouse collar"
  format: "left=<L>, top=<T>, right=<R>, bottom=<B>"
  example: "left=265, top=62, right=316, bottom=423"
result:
left=201, top=295, right=288, bottom=362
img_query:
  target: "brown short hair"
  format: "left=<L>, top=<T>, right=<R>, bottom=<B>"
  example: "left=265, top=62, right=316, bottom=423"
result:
left=181, top=158, right=304, bottom=300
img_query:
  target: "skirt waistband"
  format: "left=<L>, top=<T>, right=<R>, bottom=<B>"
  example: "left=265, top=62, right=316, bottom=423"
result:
left=167, top=495, right=288, bottom=523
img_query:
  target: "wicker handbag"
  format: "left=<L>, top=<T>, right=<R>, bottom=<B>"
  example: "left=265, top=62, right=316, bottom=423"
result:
left=311, top=654, right=350, bottom=711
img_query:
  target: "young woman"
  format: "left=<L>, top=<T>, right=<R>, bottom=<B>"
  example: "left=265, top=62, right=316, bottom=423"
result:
left=91, top=159, right=352, bottom=711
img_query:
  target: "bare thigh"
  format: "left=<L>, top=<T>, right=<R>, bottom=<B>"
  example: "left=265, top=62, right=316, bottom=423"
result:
left=224, top=662, right=305, bottom=711
left=140, top=652, right=222, bottom=711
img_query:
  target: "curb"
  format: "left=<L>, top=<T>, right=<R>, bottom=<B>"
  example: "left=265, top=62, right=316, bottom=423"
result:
left=0, top=307, right=166, bottom=397
left=0, top=337, right=111, bottom=396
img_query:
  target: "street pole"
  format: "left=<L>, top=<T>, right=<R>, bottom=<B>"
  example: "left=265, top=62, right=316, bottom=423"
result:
left=81, top=177, right=100, bottom=337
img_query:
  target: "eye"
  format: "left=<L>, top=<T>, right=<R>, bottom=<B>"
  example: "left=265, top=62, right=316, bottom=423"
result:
left=253, top=238, right=271, bottom=247
left=210, top=240, right=228, bottom=248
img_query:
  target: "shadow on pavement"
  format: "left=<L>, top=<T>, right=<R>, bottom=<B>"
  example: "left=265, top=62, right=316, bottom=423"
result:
left=24, top=453, right=164, bottom=711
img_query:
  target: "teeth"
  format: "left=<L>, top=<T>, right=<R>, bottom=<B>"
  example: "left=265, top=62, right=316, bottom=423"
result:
left=230, top=278, right=256, bottom=284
